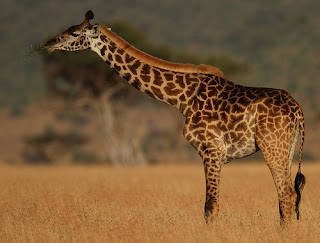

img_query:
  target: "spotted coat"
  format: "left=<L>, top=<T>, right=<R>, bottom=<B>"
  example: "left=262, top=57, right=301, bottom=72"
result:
left=44, top=10, right=306, bottom=224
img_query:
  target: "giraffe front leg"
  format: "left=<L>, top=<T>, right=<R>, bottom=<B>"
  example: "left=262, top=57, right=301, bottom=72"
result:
left=203, top=155, right=222, bottom=223
left=183, top=124, right=226, bottom=224
left=199, top=141, right=227, bottom=224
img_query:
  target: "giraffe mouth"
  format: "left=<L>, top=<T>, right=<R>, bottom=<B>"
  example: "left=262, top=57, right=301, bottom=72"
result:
left=44, top=41, right=56, bottom=53
left=44, top=46, right=55, bottom=53
left=44, top=37, right=61, bottom=53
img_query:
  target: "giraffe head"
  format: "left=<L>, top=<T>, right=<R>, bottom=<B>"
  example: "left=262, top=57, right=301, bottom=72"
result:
left=44, top=10, right=101, bottom=53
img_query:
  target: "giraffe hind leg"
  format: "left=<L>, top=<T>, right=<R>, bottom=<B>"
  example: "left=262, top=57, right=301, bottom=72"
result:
left=266, top=154, right=297, bottom=223
left=256, top=136, right=297, bottom=222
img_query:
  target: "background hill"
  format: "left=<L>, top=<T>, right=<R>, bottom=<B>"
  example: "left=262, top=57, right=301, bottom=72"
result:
left=1, top=0, right=319, bottom=163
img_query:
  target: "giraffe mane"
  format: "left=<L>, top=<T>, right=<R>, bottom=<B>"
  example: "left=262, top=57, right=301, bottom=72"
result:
left=100, top=25, right=225, bottom=77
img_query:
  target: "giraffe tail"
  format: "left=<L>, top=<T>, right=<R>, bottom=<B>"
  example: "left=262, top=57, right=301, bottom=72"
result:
left=294, top=112, right=306, bottom=220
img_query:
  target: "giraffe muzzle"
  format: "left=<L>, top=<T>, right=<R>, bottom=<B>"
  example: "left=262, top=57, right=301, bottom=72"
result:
left=44, top=41, right=55, bottom=52
left=44, top=45, right=54, bottom=53
left=44, top=36, right=61, bottom=53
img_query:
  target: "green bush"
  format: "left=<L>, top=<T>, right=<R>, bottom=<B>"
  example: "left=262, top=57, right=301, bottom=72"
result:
left=71, top=149, right=100, bottom=164
left=23, top=126, right=89, bottom=163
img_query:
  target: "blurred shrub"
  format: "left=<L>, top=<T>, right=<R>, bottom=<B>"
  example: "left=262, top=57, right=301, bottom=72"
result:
left=294, top=152, right=316, bottom=162
left=54, top=110, right=90, bottom=126
left=23, top=126, right=89, bottom=163
left=24, top=126, right=88, bottom=147
left=9, top=104, right=25, bottom=117
left=22, top=147, right=51, bottom=164
left=71, top=148, right=100, bottom=164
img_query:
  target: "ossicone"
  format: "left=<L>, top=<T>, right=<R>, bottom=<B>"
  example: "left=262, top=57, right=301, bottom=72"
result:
left=85, top=10, right=94, bottom=21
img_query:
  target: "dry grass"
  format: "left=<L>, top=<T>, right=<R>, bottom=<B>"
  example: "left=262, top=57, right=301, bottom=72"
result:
left=0, top=162, right=319, bottom=242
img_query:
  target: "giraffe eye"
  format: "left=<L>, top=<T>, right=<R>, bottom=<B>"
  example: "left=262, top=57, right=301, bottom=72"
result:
left=71, top=33, right=79, bottom=37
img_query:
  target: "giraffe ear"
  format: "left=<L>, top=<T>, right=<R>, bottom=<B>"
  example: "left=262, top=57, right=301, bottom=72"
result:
left=87, top=25, right=100, bottom=38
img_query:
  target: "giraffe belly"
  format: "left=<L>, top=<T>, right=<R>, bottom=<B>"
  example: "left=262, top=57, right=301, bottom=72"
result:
left=226, top=143, right=257, bottom=160
left=224, top=130, right=258, bottom=160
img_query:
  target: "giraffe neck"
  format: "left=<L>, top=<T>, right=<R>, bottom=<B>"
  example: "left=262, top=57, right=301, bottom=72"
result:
left=89, top=25, right=222, bottom=114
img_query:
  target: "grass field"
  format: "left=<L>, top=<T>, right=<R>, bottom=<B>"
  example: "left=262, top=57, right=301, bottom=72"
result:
left=0, top=162, right=319, bottom=242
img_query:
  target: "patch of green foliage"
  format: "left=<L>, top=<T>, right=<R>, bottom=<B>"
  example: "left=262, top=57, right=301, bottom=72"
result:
left=15, top=43, right=47, bottom=64
left=71, top=148, right=100, bottom=164
left=24, top=127, right=88, bottom=147
left=23, top=126, right=89, bottom=163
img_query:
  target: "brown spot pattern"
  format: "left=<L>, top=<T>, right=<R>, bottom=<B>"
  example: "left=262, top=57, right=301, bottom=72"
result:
left=54, top=26, right=305, bottom=224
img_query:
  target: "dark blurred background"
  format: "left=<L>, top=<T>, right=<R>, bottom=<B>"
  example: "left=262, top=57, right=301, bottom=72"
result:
left=1, top=0, right=319, bottom=165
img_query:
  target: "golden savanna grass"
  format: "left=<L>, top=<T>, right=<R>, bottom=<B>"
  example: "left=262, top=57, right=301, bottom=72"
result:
left=0, top=162, right=319, bottom=242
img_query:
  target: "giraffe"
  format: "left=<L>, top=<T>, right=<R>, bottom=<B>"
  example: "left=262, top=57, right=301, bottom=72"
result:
left=44, top=10, right=306, bottom=224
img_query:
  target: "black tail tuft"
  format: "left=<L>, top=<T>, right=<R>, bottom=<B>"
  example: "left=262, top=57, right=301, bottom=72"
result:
left=294, top=172, right=306, bottom=220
